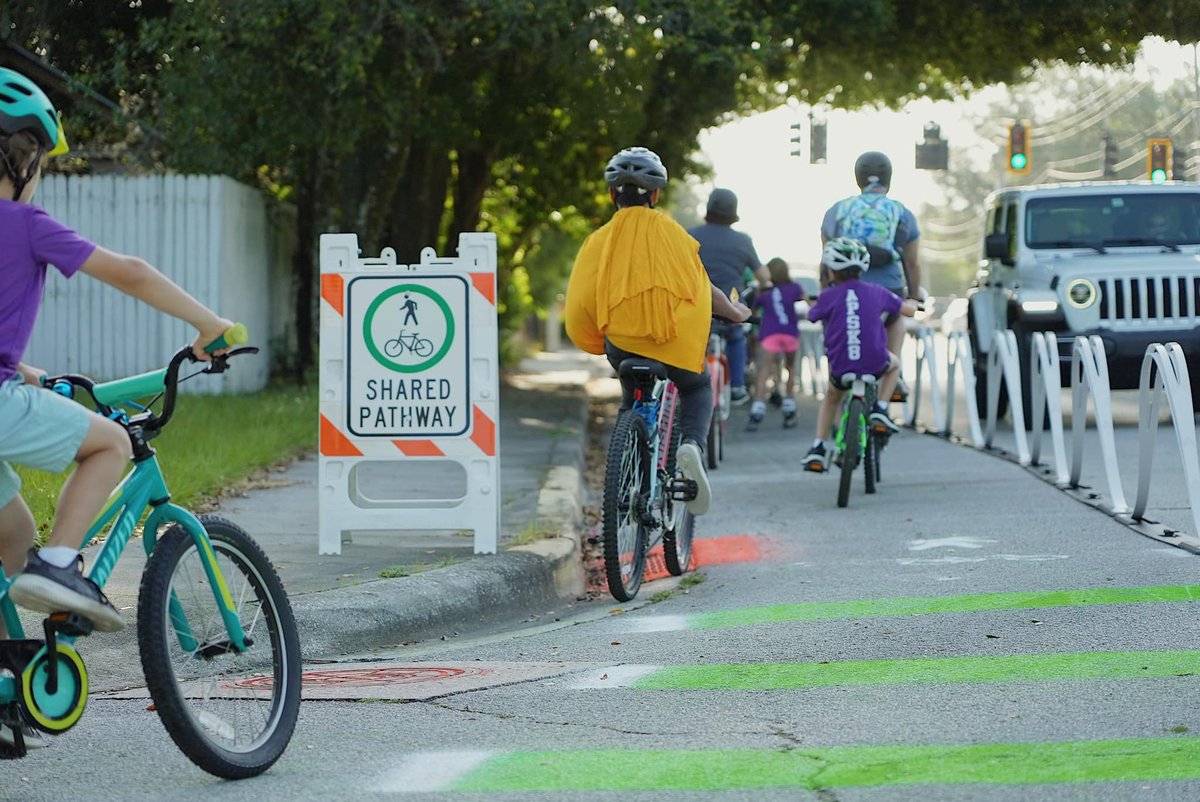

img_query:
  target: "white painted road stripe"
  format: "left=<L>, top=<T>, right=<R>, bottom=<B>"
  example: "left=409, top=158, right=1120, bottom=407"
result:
left=569, top=664, right=661, bottom=689
left=376, top=750, right=492, bottom=793
left=620, top=614, right=690, bottom=633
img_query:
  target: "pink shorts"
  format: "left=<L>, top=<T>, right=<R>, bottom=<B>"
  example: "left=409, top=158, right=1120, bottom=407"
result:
left=759, top=333, right=799, bottom=354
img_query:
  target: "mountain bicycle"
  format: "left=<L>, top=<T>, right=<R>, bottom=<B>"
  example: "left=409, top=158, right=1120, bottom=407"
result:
left=602, top=359, right=697, bottom=601
left=384, top=330, right=434, bottom=358
left=0, top=327, right=301, bottom=779
left=705, top=324, right=732, bottom=470
left=830, top=372, right=888, bottom=508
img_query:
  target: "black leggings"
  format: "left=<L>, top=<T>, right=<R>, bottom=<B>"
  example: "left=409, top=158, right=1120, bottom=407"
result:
left=604, top=340, right=713, bottom=451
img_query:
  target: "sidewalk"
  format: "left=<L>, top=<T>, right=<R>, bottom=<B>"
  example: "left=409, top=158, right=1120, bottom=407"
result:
left=14, top=348, right=609, bottom=690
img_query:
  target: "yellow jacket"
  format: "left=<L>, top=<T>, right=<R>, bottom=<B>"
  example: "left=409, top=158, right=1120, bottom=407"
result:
left=564, top=206, right=712, bottom=373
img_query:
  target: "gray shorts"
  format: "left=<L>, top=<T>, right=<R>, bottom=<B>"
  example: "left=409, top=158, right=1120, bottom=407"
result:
left=0, top=376, right=93, bottom=508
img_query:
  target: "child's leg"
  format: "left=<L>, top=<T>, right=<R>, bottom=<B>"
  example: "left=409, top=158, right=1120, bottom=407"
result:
left=782, top=350, right=798, bottom=398
left=0, top=493, right=36, bottom=579
left=814, top=386, right=845, bottom=442
left=752, top=347, right=771, bottom=401
left=876, top=353, right=901, bottom=409
left=45, top=416, right=130, bottom=551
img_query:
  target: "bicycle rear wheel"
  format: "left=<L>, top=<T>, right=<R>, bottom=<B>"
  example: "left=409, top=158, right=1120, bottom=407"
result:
left=138, top=516, right=301, bottom=779
left=603, top=411, right=650, bottom=601
left=838, top=399, right=863, bottom=508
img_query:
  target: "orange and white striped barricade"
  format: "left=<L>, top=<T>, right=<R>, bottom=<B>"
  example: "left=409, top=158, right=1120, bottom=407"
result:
left=318, top=232, right=500, bottom=555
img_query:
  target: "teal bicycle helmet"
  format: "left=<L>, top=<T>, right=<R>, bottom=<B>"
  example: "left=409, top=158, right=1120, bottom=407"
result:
left=0, top=67, right=68, bottom=155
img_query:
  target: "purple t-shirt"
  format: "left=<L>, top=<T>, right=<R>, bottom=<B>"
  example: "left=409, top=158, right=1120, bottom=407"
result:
left=0, top=200, right=96, bottom=383
left=755, top=282, right=803, bottom=339
left=807, top=279, right=901, bottom=379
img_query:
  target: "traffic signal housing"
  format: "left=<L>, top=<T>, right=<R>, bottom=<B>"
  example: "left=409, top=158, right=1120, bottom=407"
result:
left=810, top=120, right=827, bottom=164
left=1102, top=131, right=1118, bottom=178
left=915, top=122, right=949, bottom=170
left=1173, top=144, right=1188, bottom=181
left=1147, top=138, right=1171, bottom=183
left=1007, top=122, right=1030, bottom=173
left=789, top=122, right=803, bottom=158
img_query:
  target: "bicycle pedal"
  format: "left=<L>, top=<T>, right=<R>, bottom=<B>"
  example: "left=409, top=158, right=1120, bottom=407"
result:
left=47, top=611, right=94, bottom=638
left=670, top=479, right=698, bottom=501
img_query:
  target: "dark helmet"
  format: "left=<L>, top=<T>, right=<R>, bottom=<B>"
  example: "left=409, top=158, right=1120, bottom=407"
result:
left=854, top=151, right=892, bottom=189
left=604, top=146, right=668, bottom=191
left=705, top=188, right=739, bottom=223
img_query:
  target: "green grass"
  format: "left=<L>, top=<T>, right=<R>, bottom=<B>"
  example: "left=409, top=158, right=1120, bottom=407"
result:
left=17, top=379, right=316, bottom=542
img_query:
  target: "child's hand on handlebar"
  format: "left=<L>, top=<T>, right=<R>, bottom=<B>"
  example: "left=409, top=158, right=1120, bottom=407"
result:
left=192, top=318, right=237, bottom=360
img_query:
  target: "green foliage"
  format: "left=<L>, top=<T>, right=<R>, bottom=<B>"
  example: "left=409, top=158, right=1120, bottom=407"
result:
left=10, top=2, right=1200, bottom=363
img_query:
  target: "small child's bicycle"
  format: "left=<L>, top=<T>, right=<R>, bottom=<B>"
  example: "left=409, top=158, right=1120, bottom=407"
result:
left=831, top=372, right=887, bottom=508
left=0, top=329, right=301, bottom=779
left=601, top=359, right=697, bottom=601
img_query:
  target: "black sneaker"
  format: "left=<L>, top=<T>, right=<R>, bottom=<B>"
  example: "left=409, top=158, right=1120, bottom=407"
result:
left=803, top=444, right=829, bottom=473
left=0, top=717, right=48, bottom=751
left=746, top=412, right=764, bottom=432
left=8, top=550, right=125, bottom=632
left=730, top=387, right=751, bottom=406
left=870, top=410, right=901, bottom=434
left=783, top=410, right=798, bottom=429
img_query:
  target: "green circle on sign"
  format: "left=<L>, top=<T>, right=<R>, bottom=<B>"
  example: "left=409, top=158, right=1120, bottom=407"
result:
left=363, top=284, right=455, bottom=373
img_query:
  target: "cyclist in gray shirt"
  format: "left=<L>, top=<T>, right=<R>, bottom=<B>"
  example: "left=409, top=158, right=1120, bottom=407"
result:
left=688, top=188, right=771, bottom=404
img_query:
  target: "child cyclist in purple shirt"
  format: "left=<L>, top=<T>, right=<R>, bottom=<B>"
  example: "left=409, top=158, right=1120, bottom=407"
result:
left=803, top=237, right=917, bottom=473
left=746, top=258, right=804, bottom=431
left=0, top=68, right=234, bottom=637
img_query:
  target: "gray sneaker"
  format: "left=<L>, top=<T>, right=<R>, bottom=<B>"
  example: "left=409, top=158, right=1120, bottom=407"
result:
left=675, top=441, right=711, bottom=515
left=8, top=550, right=125, bottom=632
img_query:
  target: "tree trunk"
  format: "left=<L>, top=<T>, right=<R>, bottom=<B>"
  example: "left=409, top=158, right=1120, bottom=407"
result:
left=447, top=147, right=495, bottom=244
left=386, top=140, right=451, bottom=260
left=293, top=167, right=317, bottom=378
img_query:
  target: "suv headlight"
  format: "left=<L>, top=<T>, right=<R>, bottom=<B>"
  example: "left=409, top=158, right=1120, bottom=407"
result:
left=1066, top=278, right=1097, bottom=309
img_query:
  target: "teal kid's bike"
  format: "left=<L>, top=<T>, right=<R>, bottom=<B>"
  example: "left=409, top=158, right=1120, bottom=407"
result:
left=0, top=328, right=301, bottom=779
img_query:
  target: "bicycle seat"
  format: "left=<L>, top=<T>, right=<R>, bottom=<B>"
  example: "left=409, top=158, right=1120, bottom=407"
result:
left=838, top=372, right=878, bottom=384
left=618, top=358, right=668, bottom=380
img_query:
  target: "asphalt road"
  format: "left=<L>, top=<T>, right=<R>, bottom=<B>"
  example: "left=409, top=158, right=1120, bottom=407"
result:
left=9, top=379, right=1200, bottom=801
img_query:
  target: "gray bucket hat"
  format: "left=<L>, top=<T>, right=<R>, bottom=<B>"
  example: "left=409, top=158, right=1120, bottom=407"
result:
left=706, top=188, right=739, bottom=223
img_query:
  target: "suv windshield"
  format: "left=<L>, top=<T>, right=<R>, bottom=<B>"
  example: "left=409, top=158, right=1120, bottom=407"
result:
left=1026, top=192, right=1200, bottom=249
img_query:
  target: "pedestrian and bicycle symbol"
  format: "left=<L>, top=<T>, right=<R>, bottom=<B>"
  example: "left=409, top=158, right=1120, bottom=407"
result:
left=348, top=276, right=469, bottom=437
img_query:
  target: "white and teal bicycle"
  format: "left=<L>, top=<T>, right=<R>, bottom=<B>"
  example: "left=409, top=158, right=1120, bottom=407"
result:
left=0, top=328, right=301, bottom=778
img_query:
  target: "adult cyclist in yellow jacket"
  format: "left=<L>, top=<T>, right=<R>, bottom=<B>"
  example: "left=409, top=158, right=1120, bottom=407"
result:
left=565, top=147, right=751, bottom=515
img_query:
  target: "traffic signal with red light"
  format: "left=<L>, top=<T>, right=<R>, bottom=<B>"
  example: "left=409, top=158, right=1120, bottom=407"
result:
left=1147, top=138, right=1171, bottom=183
left=1007, top=123, right=1030, bottom=173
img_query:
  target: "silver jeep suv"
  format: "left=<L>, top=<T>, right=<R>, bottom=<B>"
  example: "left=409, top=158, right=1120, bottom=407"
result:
left=968, top=180, right=1200, bottom=423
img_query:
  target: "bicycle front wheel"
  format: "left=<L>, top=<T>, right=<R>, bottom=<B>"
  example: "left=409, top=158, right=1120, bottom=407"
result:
left=138, top=516, right=301, bottom=779
left=838, top=399, right=863, bottom=508
left=603, top=411, right=650, bottom=601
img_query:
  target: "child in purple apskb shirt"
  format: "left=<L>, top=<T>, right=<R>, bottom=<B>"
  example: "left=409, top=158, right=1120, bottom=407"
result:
left=803, top=238, right=916, bottom=473
left=0, top=68, right=234, bottom=645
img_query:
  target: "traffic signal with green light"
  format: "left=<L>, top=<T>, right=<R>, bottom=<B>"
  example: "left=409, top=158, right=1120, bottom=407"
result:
left=1007, top=123, right=1030, bottom=173
left=1147, top=138, right=1171, bottom=183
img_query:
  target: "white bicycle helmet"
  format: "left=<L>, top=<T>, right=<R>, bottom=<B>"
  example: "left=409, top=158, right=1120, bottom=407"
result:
left=822, top=237, right=870, bottom=272
left=604, top=146, right=668, bottom=191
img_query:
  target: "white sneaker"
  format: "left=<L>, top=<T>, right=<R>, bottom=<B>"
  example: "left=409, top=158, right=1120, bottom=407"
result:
left=676, top=441, right=711, bottom=515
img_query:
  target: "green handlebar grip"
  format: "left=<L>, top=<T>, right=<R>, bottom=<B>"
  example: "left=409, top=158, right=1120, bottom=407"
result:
left=205, top=323, right=249, bottom=354
left=93, top=368, right=168, bottom=406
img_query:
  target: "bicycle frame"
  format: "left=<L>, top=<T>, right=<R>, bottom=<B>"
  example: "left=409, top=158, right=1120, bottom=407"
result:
left=834, top=379, right=875, bottom=456
left=630, top=378, right=680, bottom=529
left=0, top=427, right=248, bottom=706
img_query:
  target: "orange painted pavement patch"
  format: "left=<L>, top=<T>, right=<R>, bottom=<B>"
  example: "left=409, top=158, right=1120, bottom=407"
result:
left=589, top=534, right=773, bottom=594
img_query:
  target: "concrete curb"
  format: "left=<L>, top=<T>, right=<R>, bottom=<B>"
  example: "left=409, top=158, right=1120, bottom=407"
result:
left=291, top=371, right=592, bottom=658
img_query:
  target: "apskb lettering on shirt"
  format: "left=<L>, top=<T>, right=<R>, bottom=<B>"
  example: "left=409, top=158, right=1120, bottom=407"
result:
left=845, top=289, right=861, bottom=360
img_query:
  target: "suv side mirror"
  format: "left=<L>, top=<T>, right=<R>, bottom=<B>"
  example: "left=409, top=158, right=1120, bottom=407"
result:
left=984, top=233, right=1013, bottom=265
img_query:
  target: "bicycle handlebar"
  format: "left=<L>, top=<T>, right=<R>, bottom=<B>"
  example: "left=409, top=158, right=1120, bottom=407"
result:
left=43, top=325, right=258, bottom=441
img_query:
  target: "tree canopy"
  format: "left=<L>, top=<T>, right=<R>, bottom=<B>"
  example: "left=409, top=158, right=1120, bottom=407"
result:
left=5, top=1, right=1199, bottom=366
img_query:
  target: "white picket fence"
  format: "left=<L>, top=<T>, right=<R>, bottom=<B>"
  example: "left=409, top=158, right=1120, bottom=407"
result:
left=25, top=174, right=296, bottom=393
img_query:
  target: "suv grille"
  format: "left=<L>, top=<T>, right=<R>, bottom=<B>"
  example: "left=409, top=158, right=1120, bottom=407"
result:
left=1097, top=275, right=1200, bottom=325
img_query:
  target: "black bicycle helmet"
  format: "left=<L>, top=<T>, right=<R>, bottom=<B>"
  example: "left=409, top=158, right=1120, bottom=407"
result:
left=854, top=151, right=892, bottom=189
left=604, top=146, right=668, bottom=191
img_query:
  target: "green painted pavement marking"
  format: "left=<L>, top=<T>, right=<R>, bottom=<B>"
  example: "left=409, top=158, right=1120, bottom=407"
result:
left=633, top=650, right=1200, bottom=690
left=451, top=738, right=1200, bottom=792
left=693, top=585, right=1200, bottom=629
